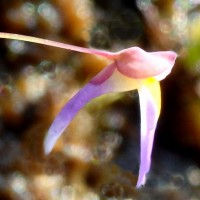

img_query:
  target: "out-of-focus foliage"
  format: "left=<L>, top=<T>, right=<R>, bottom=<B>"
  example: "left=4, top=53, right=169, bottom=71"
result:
left=0, top=0, right=200, bottom=199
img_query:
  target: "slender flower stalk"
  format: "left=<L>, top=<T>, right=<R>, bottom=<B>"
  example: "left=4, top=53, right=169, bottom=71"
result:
left=0, top=32, right=177, bottom=187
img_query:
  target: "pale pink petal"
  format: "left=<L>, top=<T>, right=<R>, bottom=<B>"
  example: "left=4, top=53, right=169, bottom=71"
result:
left=115, top=47, right=177, bottom=79
left=136, top=79, right=161, bottom=187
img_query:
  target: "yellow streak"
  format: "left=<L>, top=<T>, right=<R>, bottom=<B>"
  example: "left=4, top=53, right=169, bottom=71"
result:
left=143, top=78, right=161, bottom=115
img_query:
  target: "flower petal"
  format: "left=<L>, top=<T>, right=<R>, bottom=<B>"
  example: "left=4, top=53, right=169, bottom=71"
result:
left=115, top=47, right=177, bottom=79
left=44, top=63, right=139, bottom=154
left=136, top=78, right=161, bottom=187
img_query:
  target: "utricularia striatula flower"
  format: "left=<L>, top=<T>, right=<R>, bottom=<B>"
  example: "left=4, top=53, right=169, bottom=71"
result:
left=0, top=32, right=177, bottom=187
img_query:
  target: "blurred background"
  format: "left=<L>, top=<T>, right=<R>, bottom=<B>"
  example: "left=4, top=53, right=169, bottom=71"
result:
left=0, top=0, right=200, bottom=199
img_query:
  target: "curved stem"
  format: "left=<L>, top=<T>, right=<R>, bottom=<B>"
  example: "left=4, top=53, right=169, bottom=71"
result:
left=0, top=32, right=115, bottom=59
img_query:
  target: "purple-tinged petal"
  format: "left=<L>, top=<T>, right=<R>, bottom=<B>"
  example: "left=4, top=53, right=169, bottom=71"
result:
left=44, top=63, right=139, bottom=154
left=136, top=78, right=161, bottom=187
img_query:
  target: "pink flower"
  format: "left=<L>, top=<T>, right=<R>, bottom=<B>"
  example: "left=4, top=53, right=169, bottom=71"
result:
left=0, top=32, right=177, bottom=187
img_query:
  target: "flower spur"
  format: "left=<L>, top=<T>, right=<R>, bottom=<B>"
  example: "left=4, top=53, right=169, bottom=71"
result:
left=0, top=32, right=177, bottom=187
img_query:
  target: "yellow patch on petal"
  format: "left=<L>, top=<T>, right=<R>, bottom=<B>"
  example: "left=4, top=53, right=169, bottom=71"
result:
left=142, top=78, right=161, bottom=116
